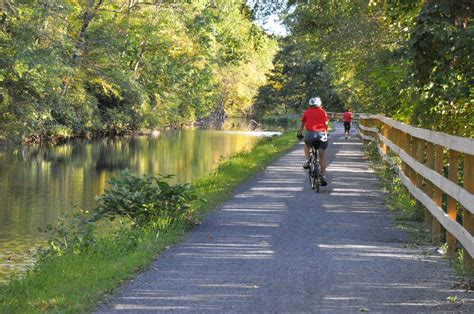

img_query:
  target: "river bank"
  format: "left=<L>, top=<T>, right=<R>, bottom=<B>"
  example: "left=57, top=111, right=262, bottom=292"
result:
left=0, top=130, right=297, bottom=313
left=0, top=128, right=270, bottom=282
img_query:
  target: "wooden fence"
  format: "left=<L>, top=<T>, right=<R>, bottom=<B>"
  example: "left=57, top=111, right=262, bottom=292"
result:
left=359, top=114, right=474, bottom=270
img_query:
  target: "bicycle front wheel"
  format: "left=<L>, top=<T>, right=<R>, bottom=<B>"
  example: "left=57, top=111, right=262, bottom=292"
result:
left=308, top=157, right=316, bottom=189
left=314, top=174, right=320, bottom=193
left=308, top=167, right=314, bottom=189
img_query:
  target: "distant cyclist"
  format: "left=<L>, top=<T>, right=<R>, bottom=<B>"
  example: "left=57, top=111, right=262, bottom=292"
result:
left=343, top=108, right=353, bottom=139
left=297, top=97, right=329, bottom=186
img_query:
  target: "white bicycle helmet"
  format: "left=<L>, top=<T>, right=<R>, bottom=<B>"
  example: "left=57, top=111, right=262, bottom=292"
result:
left=309, top=97, right=322, bottom=107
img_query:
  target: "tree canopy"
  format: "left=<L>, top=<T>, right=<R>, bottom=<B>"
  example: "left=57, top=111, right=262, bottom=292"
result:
left=2, top=0, right=472, bottom=142
left=0, top=0, right=277, bottom=143
left=253, top=0, right=473, bottom=136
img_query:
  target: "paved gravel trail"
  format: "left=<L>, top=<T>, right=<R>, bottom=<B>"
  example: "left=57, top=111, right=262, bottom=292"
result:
left=97, top=123, right=473, bottom=313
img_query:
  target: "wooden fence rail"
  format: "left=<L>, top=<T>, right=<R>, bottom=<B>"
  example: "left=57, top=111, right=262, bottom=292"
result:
left=358, top=114, right=474, bottom=271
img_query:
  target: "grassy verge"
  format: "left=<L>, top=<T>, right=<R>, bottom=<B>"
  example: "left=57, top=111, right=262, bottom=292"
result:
left=192, top=131, right=298, bottom=220
left=0, top=130, right=298, bottom=313
left=364, top=142, right=428, bottom=246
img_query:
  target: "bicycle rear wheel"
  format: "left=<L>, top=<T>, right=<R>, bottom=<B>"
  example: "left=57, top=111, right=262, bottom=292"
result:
left=308, top=165, right=314, bottom=189
left=313, top=160, right=321, bottom=193
left=314, top=174, right=320, bottom=193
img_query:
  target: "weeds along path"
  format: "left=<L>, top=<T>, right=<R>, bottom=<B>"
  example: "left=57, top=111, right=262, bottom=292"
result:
left=96, top=123, right=473, bottom=313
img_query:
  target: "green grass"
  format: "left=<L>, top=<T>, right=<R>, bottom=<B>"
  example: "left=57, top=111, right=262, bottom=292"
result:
left=452, top=250, right=474, bottom=277
left=192, top=131, right=298, bottom=219
left=0, top=130, right=298, bottom=313
left=1, top=224, right=187, bottom=313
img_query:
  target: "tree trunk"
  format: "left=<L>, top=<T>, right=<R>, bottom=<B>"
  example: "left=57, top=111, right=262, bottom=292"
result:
left=76, top=0, right=105, bottom=61
left=215, top=92, right=227, bottom=130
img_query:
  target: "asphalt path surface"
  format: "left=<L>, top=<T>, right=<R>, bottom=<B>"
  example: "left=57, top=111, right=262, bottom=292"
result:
left=97, top=123, right=474, bottom=313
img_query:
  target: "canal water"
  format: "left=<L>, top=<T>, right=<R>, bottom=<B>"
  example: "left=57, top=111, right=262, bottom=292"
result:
left=0, top=129, right=273, bottom=281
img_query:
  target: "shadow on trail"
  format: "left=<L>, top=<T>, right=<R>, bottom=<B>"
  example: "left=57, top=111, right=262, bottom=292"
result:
left=97, top=125, right=473, bottom=313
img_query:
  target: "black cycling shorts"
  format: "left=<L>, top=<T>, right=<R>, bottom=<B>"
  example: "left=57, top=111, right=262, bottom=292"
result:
left=304, top=131, right=328, bottom=150
left=344, top=122, right=351, bottom=132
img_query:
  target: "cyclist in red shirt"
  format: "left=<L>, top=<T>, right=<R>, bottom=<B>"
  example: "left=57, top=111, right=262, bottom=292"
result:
left=343, top=108, right=353, bottom=139
left=297, top=97, right=329, bottom=186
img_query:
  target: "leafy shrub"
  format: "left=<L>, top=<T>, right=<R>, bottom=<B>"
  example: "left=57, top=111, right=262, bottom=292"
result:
left=36, top=170, right=197, bottom=260
left=37, top=210, right=97, bottom=258
left=94, top=170, right=197, bottom=226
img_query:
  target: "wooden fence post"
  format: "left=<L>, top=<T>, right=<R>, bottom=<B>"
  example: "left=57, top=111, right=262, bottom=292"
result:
left=446, top=150, right=459, bottom=258
left=463, top=154, right=474, bottom=272
left=400, top=131, right=410, bottom=176
left=386, top=125, right=393, bottom=154
left=432, top=145, right=444, bottom=245
left=401, top=132, right=412, bottom=181
left=415, top=138, right=425, bottom=220
left=379, top=121, right=384, bottom=151
left=425, top=142, right=435, bottom=233
left=360, top=118, right=368, bottom=145
left=360, top=118, right=365, bottom=143
left=380, top=122, right=388, bottom=154
left=409, top=136, right=417, bottom=184
left=393, top=128, right=400, bottom=149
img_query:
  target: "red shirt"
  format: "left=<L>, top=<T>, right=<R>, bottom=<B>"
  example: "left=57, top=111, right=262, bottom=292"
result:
left=302, top=107, right=328, bottom=131
left=343, top=111, right=352, bottom=122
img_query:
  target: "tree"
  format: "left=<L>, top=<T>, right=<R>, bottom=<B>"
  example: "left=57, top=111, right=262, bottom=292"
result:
left=259, top=0, right=473, bottom=136
left=0, top=0, right=278, bottom=142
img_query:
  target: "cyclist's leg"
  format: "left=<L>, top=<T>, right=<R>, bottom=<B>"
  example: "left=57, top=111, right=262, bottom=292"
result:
left=318, top=139, right=329, bottom=176
left=303, top=131, right=316, bottom=168
left=304, top=143, right=310, bottom=160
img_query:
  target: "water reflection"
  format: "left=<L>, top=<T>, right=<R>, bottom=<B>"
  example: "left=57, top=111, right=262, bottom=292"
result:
left=0, top=130, right=260, bottom=281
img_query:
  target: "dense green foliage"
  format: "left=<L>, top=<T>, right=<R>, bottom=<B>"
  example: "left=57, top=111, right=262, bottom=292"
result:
left=36, top=171, right=196, bottom=261
left=3, top=1, right=469, bottom=139
left=0, top=130, right=297, bottom=313
left=95, top=171, right=197, bottom=226
left=253, top=39, right=344, bottom=115
left=0, top=0, right=277, bottom=143
left=254, top=0, right=473, bottom=136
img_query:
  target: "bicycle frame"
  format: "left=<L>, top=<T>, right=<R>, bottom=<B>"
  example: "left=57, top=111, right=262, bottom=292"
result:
left=308, top=145, right=322, bottom=193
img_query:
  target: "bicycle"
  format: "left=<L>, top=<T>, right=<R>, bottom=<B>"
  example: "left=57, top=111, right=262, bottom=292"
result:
left=297, top=131, right=323, bottom=193
left=308, top=144, right=322, bottom=193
